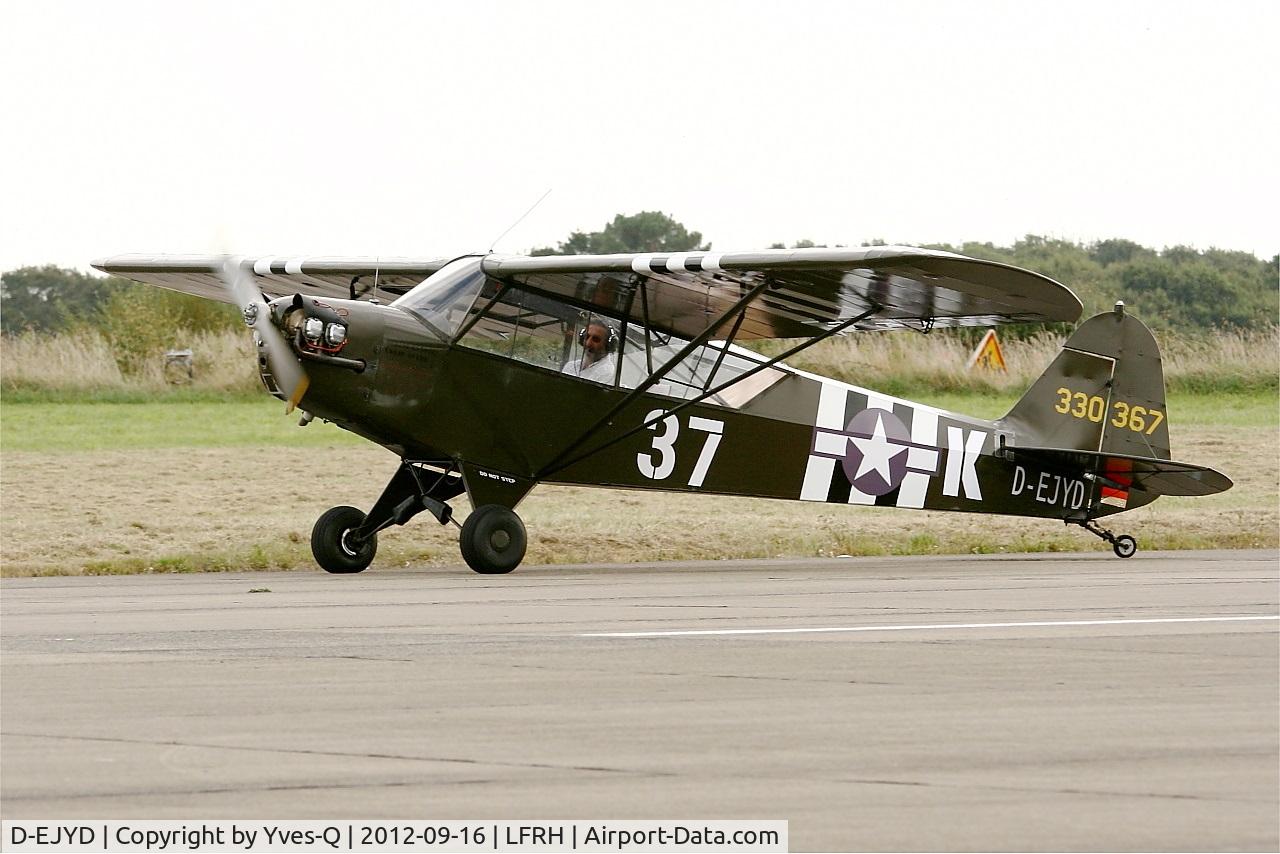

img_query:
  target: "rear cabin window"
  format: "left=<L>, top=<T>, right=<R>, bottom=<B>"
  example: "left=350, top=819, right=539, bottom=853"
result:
left=619, top=328, right=785, bottom=408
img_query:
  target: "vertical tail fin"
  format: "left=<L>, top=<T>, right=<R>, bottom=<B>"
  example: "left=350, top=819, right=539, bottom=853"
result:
left=1000, top=304, right=1171, bottom=460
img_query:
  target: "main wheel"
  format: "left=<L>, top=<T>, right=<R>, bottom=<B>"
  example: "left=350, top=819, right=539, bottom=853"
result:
left=1112, top=534, right=1137, bottom=559
left=459, top=504, right=526, bottom=574
left=311, top=505, right=377, bottom=573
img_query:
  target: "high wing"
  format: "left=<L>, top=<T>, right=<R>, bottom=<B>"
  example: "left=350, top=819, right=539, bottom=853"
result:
left=94, top=245, right=1082, bottom=341
left=91, top=254, right=452, bottom=304
left=482, top=246, right=1082, bottom=339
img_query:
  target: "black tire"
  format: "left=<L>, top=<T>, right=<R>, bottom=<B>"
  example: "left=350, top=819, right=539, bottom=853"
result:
left=1112, top=534, right=1137, bottom=559
left=459, top=504, right=526, bottom=574
left=311, top=505, right=376, bottom=574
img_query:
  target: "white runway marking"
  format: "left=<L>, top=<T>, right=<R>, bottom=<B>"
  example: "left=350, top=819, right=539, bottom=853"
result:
left=579, top=615, right=1280, bottom=638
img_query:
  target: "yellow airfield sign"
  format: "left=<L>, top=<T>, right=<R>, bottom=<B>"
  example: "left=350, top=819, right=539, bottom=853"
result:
left=967, top=329, right=1007, bottom=372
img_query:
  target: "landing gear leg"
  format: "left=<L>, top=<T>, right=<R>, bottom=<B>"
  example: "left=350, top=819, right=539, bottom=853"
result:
left=311, top=461, right=465, bottom=574
left=1069, top=519, right=1138, bottom=559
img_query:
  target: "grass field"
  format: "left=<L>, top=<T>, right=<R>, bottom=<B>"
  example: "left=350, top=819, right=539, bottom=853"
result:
left=0, top=399, right=365, bottom=451
left=1, top=390, right=1274, bottom=577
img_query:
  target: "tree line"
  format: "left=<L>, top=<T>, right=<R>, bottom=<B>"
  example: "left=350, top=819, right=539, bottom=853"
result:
left=3, top=212, right=1275, bottom=338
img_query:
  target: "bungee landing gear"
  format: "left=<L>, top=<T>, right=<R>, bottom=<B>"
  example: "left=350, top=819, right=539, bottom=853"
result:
left=310, top=460, right=532, bottom=575
left=310, top=461, right=463, bottom=574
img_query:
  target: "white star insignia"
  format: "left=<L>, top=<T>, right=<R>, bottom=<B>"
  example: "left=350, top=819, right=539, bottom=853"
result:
left=849, top=412, right=908, bottom=483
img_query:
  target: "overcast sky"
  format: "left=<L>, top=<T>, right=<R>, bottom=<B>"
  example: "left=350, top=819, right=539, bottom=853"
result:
left=2, top=0, right=1275, bottom=273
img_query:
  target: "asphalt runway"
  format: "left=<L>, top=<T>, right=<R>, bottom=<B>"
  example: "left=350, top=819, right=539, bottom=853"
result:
left=2, top=550, right=1277, bottom=851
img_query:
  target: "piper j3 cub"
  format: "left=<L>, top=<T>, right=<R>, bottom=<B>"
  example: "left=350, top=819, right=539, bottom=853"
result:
left=94, top=247, right=1231, bottom=574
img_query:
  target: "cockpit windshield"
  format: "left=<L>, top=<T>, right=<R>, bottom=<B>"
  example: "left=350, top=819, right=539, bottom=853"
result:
left=390, top=256, right=487, bottom=339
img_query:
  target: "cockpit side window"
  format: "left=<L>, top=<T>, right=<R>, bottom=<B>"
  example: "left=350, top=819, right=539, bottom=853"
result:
left=458, top=283, right=618, bottom=382
left=454, top=278, right=787, bottom=405
left=390, top=257, right=487, bottom=340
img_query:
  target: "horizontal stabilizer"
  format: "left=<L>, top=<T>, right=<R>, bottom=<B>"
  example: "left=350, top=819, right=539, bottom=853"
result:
left=1001, top=446, right=1233, bottom=497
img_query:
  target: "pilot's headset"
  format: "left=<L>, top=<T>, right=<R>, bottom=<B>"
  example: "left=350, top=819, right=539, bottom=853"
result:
left=578, top=319, right=619, bottom=353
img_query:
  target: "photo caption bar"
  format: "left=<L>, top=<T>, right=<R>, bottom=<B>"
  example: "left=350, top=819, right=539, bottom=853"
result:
left=2, top=820, right=788, bottom=853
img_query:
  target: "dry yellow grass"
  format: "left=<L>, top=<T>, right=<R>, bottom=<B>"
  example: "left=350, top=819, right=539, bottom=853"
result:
left=0, top=330, right=128, bottom=391
left=183, top=328, right=260, bottom=391
left=776, top=331, right=1061, bottom=394
left=2, top=326, right=1275, bottom=397
left=778, top=326, right=1278, bottom=395
left=1159, top=326, right=1280, bottom=392
left=1, top=329, right=259, bottom=394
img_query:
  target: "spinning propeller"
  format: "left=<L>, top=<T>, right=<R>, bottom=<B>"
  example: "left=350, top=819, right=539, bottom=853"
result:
left=216, top=256, right=310, bottom=413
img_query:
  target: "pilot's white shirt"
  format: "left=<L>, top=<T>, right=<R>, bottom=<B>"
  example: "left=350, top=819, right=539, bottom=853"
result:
left=561, top=355, right=616, bottom=385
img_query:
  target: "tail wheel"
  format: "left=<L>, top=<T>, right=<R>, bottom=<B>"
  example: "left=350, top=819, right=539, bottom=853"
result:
left=1112, top=534, right=1138, bottom=559
left=460, top=505, right=526, bottom=575
left=312, top=505, right=377, bottom=573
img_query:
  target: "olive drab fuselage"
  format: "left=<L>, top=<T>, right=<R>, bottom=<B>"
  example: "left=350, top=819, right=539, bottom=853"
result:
left=283, top=295, right=1147, bottom=523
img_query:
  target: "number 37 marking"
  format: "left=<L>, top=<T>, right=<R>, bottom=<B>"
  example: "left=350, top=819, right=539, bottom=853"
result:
left=637, top=409, right=724, bottom=488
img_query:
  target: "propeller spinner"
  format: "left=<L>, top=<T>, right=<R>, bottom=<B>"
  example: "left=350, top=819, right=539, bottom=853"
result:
left=216, top=257, right=310, bottom=412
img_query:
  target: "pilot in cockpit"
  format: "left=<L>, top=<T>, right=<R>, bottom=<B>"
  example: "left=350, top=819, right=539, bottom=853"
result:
left=561, top=320, right=617, bottom=384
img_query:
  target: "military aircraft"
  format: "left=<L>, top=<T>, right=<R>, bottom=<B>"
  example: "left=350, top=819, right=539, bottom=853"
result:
left=93, top=247, right=1232, bottom=574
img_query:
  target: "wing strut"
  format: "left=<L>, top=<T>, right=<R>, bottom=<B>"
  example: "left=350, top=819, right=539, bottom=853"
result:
left=537, top=304, right=882, bottom=479
left=535, top=277, right=775, bottom=478
left=701, top=304, right=750, bottom=394
left=611, top=277, right=642, bottom=389
left=638, top=278, right=655, bottom=374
